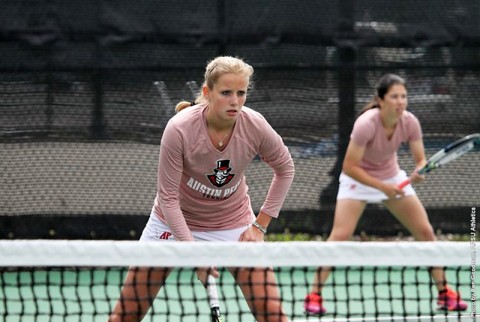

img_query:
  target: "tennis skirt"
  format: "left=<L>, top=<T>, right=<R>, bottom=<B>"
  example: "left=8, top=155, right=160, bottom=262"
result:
left=337, top=170, right=416, bottom=203
left=140, top=211, right=250, bottom=242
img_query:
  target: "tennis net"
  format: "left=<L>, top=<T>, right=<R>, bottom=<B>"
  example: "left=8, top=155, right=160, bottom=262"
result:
left=0, top=240, right=476, bottom=322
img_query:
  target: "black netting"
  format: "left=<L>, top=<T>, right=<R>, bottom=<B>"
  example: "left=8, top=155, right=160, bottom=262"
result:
left=0, top=266, right=471, bottom=321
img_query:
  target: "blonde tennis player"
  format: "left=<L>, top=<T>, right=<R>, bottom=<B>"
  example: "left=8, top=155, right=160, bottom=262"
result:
left=304, top=73, right=467, bottom=315
left=109, top=56, right=294, bottom=322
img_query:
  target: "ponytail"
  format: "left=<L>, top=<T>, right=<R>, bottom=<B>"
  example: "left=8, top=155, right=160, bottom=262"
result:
left=174, top=101, right=196, bottom=113
left=358, top=99, right=380, bottom=116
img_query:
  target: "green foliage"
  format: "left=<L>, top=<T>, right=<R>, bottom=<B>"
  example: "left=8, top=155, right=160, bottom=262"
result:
left=264, top=230, right=474, bottom=242
left=264, top=230, right=323, bottom=242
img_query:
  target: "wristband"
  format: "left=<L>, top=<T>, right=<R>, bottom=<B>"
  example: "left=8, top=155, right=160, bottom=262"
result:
left=252, top=221, right=267, bottom=234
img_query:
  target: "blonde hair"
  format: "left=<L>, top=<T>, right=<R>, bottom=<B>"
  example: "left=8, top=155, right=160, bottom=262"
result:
left=175, top=56, right=254, bottom=113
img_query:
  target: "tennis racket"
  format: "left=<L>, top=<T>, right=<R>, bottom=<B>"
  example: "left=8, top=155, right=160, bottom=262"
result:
left=398, top=133, right=480, bottom=189
left=206, top=275, right=223, bottom=322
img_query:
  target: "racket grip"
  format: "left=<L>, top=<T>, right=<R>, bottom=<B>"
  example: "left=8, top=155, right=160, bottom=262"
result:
left=206, top=275, right=220, bottom=308
left=398, top=178, right=411, bottom=189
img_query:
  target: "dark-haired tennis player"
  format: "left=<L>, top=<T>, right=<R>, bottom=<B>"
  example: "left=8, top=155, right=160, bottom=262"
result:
left=109, top=56, right=294, bottom=322
left=305, top=74, right=467, bottom=315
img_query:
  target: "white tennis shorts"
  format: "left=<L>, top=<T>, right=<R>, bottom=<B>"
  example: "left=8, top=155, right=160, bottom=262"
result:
left=140, top=211, right=249, bottom=242
left=336, top=170, right=416, bottom=203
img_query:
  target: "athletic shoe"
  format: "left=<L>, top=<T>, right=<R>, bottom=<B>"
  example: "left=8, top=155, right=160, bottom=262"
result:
left=437, top=287, right=468, bottom=311
left=304, top=292, right=326, bottom=315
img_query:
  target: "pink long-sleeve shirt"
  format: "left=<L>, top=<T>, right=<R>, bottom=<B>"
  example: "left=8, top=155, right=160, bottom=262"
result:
left=152, top=104, right=295, bottom=241
left=350, top=108, right=422, bottom=179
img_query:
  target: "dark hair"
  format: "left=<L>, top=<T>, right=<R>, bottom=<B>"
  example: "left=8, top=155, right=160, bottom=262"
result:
left=359, top=73, right=406, bottom=115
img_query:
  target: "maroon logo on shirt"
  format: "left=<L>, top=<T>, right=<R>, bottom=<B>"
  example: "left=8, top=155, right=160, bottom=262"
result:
left=159, top=231, right=172, bottom=240
left=207, top=159, right=235, bottom=187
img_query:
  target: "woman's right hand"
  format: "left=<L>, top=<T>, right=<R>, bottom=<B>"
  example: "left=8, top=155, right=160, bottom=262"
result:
left=380, top=183, right=405, bottom=199
left=195, top=267, right=220, bottom=287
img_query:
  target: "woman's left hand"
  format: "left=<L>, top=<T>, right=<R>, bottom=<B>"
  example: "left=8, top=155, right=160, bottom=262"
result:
left=239, top=226, right=265, bottom=242
left=410, top=167, right=426, bottom=184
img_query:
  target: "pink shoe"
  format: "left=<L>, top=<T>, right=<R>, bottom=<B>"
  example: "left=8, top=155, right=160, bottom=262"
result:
left=304, top=292, right=326, bottom=315
left=437, top=287, right=468, bottom=311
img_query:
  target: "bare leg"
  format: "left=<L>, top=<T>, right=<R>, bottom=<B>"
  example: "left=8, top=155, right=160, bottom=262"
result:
left=383, top=195, right=446, bottom=291
left=311, top=199, right=366, bottom=294
left=228, top=266, right=288, bottom=322
left=109, top=267, right=171, bottom=322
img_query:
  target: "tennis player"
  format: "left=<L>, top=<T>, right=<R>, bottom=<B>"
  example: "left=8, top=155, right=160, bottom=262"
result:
left=304, top=74, right=467, bottom=315
left=109, top=56, right=294, bottom=322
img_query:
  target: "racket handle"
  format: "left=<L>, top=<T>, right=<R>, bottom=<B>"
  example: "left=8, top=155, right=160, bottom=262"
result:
left=206, top=275, right=220, bottom=308
left=398, top=178, right=411, bottom=189
left=207, top=275, right=222, bottom=321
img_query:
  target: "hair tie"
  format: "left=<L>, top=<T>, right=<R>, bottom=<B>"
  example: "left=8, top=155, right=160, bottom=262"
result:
left=190, top=101, right=196, bottom=106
